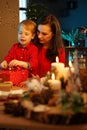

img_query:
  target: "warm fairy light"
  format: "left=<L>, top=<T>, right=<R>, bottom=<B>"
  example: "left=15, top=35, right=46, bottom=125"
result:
left=51, top=73, right=55, bottom=80
left=56, top=56, right=59, bottom=62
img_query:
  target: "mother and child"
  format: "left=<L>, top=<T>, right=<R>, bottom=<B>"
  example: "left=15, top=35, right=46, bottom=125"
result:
left=0, top=14, right=66, bottom=84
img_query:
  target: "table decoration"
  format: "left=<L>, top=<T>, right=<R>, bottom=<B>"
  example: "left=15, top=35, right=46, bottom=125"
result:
left=3, top=50, right=87, bottom=125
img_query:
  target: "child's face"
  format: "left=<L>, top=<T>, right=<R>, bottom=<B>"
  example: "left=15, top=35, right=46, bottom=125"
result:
left=18, top=25, right=34, bottom=47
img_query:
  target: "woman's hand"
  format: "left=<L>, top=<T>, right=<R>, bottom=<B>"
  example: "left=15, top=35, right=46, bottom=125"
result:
left=31, top=74, right=40, bottom=81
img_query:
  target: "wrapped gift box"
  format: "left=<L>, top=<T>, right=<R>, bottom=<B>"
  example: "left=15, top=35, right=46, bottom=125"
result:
left=0, top=67, right=29, bottom=86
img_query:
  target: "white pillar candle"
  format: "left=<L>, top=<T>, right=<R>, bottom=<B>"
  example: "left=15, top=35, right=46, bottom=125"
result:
left=48, top=79, right=61, bottom=90
left=47, top=73, right=61, bottom=90
left=63, top=67, right=70, bottom=81
left=51, top=62, right=65, bottom=80
left=51, top=56, right=64, bottom=74
left=51, top=61, right=64, bottom=72
left=51, top=62, right=64, bottom=70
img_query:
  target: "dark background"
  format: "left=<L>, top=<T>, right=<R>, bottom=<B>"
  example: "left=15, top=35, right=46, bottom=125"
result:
left=27, top=0, right=87, bottom=32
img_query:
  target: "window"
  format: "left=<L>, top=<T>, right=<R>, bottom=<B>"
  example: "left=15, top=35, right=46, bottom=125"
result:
left=19, top=0, right=27, bottom=22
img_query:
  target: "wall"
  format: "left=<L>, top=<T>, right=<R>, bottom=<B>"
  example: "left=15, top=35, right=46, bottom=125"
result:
left=29, top=0, right=87, bottom=31
left=29, top=0, right=67, bottom=19
left=0, top=0, right=19, bottom=62
left=60, top=0, right=87, bottom=31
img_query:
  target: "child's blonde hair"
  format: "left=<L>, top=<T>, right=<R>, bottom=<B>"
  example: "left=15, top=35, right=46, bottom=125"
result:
left=18, top=19, right=36, bottom=34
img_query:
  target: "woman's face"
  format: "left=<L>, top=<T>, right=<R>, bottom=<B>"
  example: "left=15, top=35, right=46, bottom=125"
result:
left=37, top=24, right=53, bottom=47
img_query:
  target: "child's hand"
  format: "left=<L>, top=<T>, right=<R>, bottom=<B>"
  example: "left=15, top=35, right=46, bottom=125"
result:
left=9, top=59, right=21, bottom=68
left=9, top=60, right=28, bottom=69
left=0, top=60, right=8, bottom=69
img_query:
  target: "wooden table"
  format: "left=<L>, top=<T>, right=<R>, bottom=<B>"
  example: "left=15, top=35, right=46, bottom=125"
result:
left=0, top=104, right=87, bottom=130
left=0, top=86, right=87, bottom=130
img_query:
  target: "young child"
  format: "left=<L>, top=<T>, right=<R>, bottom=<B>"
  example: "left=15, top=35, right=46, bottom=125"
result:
left=0, top=19, right=38, bottom=76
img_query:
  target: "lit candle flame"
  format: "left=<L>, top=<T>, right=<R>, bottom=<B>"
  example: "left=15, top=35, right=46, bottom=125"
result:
left=69, top=60, right=72, bottom=67
left=51, top=73, right=55, bottom=80
left=56, top=56, right=59, bottom=62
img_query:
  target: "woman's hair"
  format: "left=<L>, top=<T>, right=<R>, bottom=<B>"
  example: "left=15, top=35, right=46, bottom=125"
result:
left=36, top=14, right=64, bottom=62
left=18, top=19, right=37, bottom=35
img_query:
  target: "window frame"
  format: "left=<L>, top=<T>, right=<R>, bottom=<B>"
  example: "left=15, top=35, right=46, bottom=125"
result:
left=19, top=0, right=27, bottom=22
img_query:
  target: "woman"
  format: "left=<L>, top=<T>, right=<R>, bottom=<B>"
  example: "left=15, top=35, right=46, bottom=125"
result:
left=35, top=14, right=66, bottom=77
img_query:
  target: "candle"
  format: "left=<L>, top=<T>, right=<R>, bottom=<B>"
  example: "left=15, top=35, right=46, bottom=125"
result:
left=51, top=62, right=64, bottom=71
left=51, top=62, right=64, bottom=80
left=51, top=56, right=65, bottom=80
left=52, top=56, right=64, bottom=70
left=47, top=73, right=61, bottom=90
left=63, top=67, right=70, bottom=81
left=48, top=79, right=61, bottom=90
